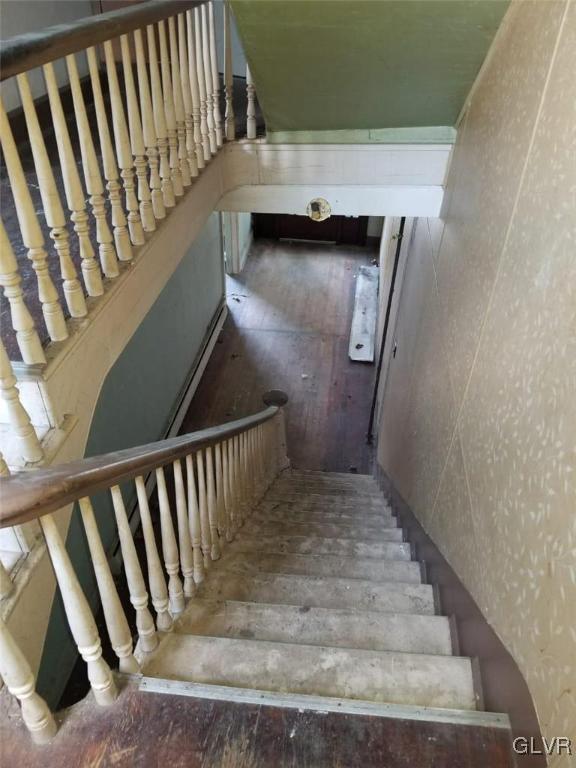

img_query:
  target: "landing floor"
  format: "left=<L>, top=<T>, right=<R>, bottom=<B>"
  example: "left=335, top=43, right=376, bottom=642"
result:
left=180, top=239, right=376, bottom=473
left=0, top=682, right=515, bottom=768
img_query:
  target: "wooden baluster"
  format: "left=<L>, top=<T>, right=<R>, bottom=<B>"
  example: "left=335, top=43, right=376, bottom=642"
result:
left=133, top=29, right=166, bottom=221
left=201, top=4, right=217, bottom=155
left=173, top=458, right=195, bottom=596
left=120, top=35, right=156, bottom=233
left=257, top=424, right=266, bottom=497
left=146, top=24, right=175, bottom=208
left=0, top=221, right=44, bottom=364
left=43, top=62, right=104, bottom=297
left=110, top=485, right=157, bottom=652
left=40, top=514, right=117, bottom=705
left=177, top=13, right=199, bottom=179
left=240, top=431, right=249, bottom=516
left=247, top=428, right=255, bottom=505
left=233, top=434, right=244, bottom=524
left=0, top=617, right=57, bottom=744
left=66, top=54, right=119, bottom=279
left=78, top=497, right=139, bottom=673
left=103, top=40, right=145, bottom=246
left=0, top=558, right=13, bottom=597
left=134, top=476, right=173, bottom=631
left=0, top=339, right=43, bottom=464
left=186, top=10, right=205, bottom=170
left=223, top=1, right=236, bottom=141
left=227, top=437, right=238, bottom=534
left=86, top=46, right=133, bottom=263
left=254, top=424, right=263, bottom=496
left=16, top=73, right=88, bottom=316
left=208, top=1, right=223, bottom=147
left=246, top=63, right=256, bottom=139
left=205, top=446, right=221, bottom=559
left=214, top=442, right=227, bottom=540
left=157, top=19, right=183, bottom=197
left=0, top=99, right=67, bottom=342
left=221, top=439, right=232, bottom=541
left=194, top=7, right=211, bottom=162
left=240, top=433, right=249, bottom=518
left=185, top=454, right=205, bottom=584
left=195, top=450, right=211, bottom=567
left=155, top=467, right=185, bottom=614
left=168, top=16, right=193, bottom=186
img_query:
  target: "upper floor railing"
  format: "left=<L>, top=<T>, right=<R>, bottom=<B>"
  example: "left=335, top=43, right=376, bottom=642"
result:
left=0, top=0, right=259, bottom=468
left=0, top=389, right=289, bottom=744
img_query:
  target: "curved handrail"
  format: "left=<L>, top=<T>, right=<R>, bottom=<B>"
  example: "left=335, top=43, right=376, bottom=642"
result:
left=0, top=0, right=203, bottom=82
left=0, top=405, right=278, bottom=527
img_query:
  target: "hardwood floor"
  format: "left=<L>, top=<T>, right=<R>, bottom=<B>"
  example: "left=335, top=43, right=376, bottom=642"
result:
left=0, top=682, right=516, bottom=768
left=180, top=238, right=377, bottom=474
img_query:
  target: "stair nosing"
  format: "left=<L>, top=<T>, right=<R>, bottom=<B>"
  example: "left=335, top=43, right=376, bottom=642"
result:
left=139, top=677, right=510, bottom=729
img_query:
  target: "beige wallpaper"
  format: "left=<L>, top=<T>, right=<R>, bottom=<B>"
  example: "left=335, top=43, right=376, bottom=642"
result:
left=377, top=0, right=576, bottom=760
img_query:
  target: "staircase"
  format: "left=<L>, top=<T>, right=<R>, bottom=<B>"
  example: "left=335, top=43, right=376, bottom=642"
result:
left=140, top=469, right=481, bottom=718
left=1, top=395, right=510, bottom=756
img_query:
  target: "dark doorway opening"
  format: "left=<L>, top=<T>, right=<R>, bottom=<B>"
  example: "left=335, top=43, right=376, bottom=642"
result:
left=253, top=213, right=369, bottom=245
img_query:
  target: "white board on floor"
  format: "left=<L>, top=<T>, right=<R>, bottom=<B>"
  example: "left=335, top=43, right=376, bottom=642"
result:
left=349, top=265, right=378, bottom=362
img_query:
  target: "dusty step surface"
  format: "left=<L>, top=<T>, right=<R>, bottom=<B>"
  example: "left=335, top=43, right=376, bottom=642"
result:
left=286, top=469, right=376, bottom=481
left=273, top=480, right=380, bottom=493
left=263, top=493, right=392, bottom=510
left=218, top=551, right=423, bottom=583
left=230, top=534, right=412, bottom=559
left=194, top=570, right=436, bottom=614
left=143, top=635, right=476, bottom=711
left=255, top=501, right=394, bottom=524
left=267, top=488, right=384, bottom=500
left=241, top=518, right=404, bottom=542
left=176, top=599, right=453, bottom=655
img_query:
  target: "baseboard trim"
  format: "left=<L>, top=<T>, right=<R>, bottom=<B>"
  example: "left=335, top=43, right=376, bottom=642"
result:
left=139, top=677, right=511, bottom=730
left=165, top=301, right=228, bottom=438
left=375, top=465, right=545, bottom=768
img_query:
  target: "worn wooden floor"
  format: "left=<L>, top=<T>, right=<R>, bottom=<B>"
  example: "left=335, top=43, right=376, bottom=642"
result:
left=180, top=239, right=377, bottom=473
left=0, top=681, right=515, bottom=768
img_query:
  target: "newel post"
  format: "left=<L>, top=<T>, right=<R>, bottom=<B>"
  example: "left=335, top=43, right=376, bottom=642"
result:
left=262, top=390, right=290, bottom=474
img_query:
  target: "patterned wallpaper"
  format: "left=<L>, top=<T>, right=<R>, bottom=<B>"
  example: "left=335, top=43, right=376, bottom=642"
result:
left=377, top=1, right=576, bottom=761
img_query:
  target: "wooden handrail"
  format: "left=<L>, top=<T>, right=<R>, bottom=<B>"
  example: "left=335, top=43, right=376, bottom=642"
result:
left=0, top=0, right=204, bottom=82
left=0, top=405, right=278, bottom=526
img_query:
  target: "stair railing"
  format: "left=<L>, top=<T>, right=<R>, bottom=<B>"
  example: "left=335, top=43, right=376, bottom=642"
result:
left=0, top=0, right=257, bottom=467
left=0, top=391, right=288, bottom=743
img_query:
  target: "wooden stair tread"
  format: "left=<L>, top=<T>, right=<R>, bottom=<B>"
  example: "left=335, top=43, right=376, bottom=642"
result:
left=143, top=635, right=477, bottom=711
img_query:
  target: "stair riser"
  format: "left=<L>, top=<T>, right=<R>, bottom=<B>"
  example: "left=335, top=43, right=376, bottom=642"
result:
left=232, top=536, right=412, bottom=560
left=178, top=601, right=453, bottom=655
left=242, top=521, right=404, bottom=542
left=274, top=482, right=380, bottom=493
left=219, top=553, right=423, bottom=583
left=145, top=636, right=476, bottom=711
left=197, top=573, right=435, bottom=615
left=258, top=501, right=398, bottom=528
left=264, top=496, right=392, bottom=510
left=288, top=471, right=374, bottom=481
left=252, top=509, right=396, bottom=526
left=268, top=489, right=383, bottom=500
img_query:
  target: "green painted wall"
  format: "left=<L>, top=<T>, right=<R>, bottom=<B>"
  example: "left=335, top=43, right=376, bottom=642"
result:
left=36, top=214, right=225, bottom=707
left=232, top=0, right=509, bottom=135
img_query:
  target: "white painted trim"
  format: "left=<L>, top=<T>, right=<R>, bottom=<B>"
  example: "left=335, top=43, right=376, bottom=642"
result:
left=139, top=677, right=511, bottom=730
left=221, top=212, right=253, bottom=275
left=217, top=185, right=444, bottom=218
